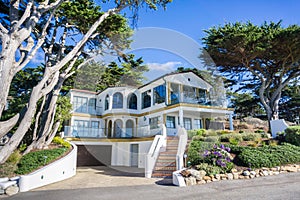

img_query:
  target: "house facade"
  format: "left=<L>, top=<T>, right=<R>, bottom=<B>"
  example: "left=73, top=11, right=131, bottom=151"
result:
left=64, top=72, right=234, bottom=168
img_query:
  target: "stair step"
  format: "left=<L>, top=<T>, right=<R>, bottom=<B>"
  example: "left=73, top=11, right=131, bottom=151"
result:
left=155, top=166, right=177, bottom=171
left=155, top=162, right=176, bottom=167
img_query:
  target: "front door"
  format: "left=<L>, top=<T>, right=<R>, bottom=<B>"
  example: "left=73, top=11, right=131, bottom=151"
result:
left=130, top=144, right=139, bottom=167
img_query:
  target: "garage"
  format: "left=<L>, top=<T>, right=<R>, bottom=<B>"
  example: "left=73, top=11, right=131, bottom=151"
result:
left=77, top=145, right=112, bottom=167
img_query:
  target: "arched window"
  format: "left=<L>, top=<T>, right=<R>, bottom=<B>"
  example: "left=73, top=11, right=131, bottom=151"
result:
left=113, top=92, right=123, bottom=109
left=105, top=95, right=109, bottom=110
left=128, top=93, right=137, bottom=110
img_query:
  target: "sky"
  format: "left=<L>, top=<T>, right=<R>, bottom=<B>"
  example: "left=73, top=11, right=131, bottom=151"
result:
left=120, top=0, right=300, bottom=81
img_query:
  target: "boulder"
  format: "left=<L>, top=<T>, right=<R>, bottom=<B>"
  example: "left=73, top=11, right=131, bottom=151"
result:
left=203, top=176, right=212, bottom=181
left=243, top=170, right=250, bottom=176
left=185, top=177, right=197, bottom=186
left=227, top=173, right=233, bottom=180
left=5, top=186, right=19, bottom=196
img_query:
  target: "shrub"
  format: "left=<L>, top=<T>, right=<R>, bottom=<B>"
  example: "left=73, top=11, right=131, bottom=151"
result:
left=187, top=141, right=215, bottom=166
left=195, top=163, right=221, bottom=175
left=202, top=144, right=232, bottom=169
left=15, top=148, right=68, bottom=175
left=197, top=129, right=206, bottom=136
left=187, top=130, right=198, bottom=139
left=52, top=136, right=71, bottom=148
left=192, top=135, right=205, bottom=141
left=237, top=143, right=300, bottom=168
left=219, top=133, right=242, bottom=143
left=216, top=130, right=233, bottom=135
left=284, top=126, right=300, bottom=146
left=7, top=150, right=22, bottom=165
left=203, top=129, right=218, bottom=137
left=229, top=137, right=239, bottom=145
left=204, top=136, right=219, bottom=143
left=241, top=133, right=261, bottom=141
left=255, top=129, right=265, bottom=133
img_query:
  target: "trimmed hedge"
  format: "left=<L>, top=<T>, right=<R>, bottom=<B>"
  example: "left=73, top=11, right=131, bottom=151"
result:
left=237, top=143, right=300, bottom=168
left=15, top=148, right=68, bottom=175
left=284, top=126, right=300, bottom=146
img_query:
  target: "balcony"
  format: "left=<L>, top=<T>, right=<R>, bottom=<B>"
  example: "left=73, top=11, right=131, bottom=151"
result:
left=73, top=106, right=102, bottom=115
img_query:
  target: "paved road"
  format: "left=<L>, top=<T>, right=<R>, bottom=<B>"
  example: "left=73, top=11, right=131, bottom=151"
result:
left=5, top=170, right=300, bottom=200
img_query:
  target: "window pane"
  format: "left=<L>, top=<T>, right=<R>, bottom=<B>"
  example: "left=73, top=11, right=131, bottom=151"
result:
left=194, top=119, right=202, bottom=129
left=170, top=83, right=179, bottom=104
left=105, top=95, right=109, bottom=110
left=166, top=116, right=175, bottom=128
left=128, top=93, right=137, bottom=109
left=142, top=90, right=151, bottom=109
left=153, top=84, right=166, bottom=105
left=73, top=96, right=88, bottom=113
left=150, top=117, right=159, bottom=129
left=113, top=92, right=123, bottom=109
left=183, top=118, right=192, bottom=130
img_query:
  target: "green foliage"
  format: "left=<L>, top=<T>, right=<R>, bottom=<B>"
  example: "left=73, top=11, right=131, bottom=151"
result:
left=19, top=144, right=27, bottom=153
left=195, top=163, right=221, bottom=176
left=15, top=148, right=68, bottom=175
left=55, top=96, right=72, bottom=131
left=204, top=136, right=219, bottom=143
left=229, top=137, right=239, bottom=145
left=191, top=135, right=205, bottom=141
left=187, top=141, right=215, bottom=166
left=7, top=150, right=22, bottom=165
left=241, top=132, right=261, bottom=141
left=188, top=129, right=206, bottom=139
left=52, top=136, right=71, bottom=149
left=237, top=143, right=300, bottom=168
left=219, top=133, right=243, bottom=143
left=284, top=126, right=300, bottom=146
left=216, top=130, right=233, bottom=135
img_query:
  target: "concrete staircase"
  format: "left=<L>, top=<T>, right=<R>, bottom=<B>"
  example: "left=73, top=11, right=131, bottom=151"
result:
left=151, top=137, right=179, bottom=178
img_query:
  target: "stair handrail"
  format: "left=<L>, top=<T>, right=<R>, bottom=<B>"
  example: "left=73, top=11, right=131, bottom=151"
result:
left=176, top=126, right=188, bottom=170
left=145, top=124, right=167, bottom=178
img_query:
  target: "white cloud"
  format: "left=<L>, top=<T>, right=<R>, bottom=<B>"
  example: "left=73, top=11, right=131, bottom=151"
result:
left=146, top=61, right=182, bottom=72
left=30, top=50, right=45, bottom=65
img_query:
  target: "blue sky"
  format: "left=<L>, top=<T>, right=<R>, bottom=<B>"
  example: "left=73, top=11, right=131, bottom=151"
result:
left=123, top=0, right=300, bottom=81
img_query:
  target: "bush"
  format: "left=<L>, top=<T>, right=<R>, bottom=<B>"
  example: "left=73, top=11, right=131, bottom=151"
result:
left=229, top=137, right=239, bottom=145
left=187, top=141, right=215, bottom=166
left=237, top=143, right=300, bottom=168
left=204, top=136, right=219, bottom=143
left=203, top=129, right=218, bottom=137
left=216, top=130, right=233, bottom=135
left=52, top=136, right=71, bottom=148
left=241, top=133, right=261, bottom=141
left=255, top=129, right=265, bottom=133
left=195, top=163, right=221, bottom=175
left=219, top=133, right=242, bottom=143
left=284, top=126, right=300, bottom=146
left=192, top=135, right=205, bottom=141
left=15, top=148, right=68, bottom=175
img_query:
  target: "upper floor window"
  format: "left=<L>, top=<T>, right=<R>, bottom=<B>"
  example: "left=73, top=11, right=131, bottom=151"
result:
left=113, top=92, right=123, bottom=109
left=105, top=95, right=109, bottom=110
left=153, top=84, right=166, bottom=105
left=142, top=90, right=151, bottom=109
left=170, top=83, right=179, bottom=104
left=88, top=98, right=96, bottom=109
left=128, top=93, right=137, bottom=110
left=73, top=96, right=88, bottom=113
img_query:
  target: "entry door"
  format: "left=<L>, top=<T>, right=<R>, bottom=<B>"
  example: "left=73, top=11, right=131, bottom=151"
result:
left=130, top=144, right=139, bottom=167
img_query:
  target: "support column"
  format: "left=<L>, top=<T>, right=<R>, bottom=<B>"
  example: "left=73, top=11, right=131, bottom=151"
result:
left=179, top=108, right=184, bottom=128
left=229, top=113, right=234, bottom=130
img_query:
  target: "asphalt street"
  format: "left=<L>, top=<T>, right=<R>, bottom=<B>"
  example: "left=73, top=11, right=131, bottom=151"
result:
left=6, top=171, right=300, bottom=200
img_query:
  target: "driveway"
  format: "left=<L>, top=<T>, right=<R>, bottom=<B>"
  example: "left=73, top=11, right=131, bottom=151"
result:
left=5, top=167, right=300, bottom=200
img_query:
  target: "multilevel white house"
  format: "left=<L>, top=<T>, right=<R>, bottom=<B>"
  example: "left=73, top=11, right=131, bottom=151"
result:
left=64, top=71, right=234, bottom=177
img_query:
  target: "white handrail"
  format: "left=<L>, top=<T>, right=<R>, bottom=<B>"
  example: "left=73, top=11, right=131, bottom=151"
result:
left=145, top=124, right=167, bottom=178
left=176, top=126, right=188, bottom=170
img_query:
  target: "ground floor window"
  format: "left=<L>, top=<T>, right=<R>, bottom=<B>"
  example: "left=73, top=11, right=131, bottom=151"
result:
left=183, top=118, right=192, bottom=130
left=194, top=119, right=202, bottom=129
left=150, top=116, right=159, bottom=129
left=166, top=116, right=176, bottom=128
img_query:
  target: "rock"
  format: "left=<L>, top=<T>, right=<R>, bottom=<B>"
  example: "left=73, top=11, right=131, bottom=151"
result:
left=245, top=176, right=250, bottom=179
left=227, top=173, right=233, bottom=180
left=238, top=175, right=245, bottom=179
left=269, top=171, right=274, bottom=176
left=255, top=174, right=260, bottom=178
left=250, top=171, right=256, bottom=176
left=221, top=177, right=228, bottom=180
left=0, top=181, right=17, bottom=190
left=199, top=170, right=207, bottom=177
left=5, top=185, right=19, bottom=196
left=206, top=180, right=212, bottom=183
left=259, top=172, right=264, bottom=176
left=271, top=167, right=280, bottom=171
left=273, top=171, right=280, bottom=175
left=212, top=178, right=219, bottom=182
left=285, top=167, right=298, bottom=172
left=180, top=170, right=191, bottom=177
left=197, top=180, right=206, bottom=185
left=203, top=176, right=212, bottom=181
left=243, top=170, right=250, bottom=176
left=262, top=171, right=269, bottom=176
left=189, top=169, right=205, bottom=180
left=231, top=168, right=238, bottom=173
left=215, top=174, right=220, bottom=180
left=233, top=173, right=239, bottom=180
left=249, top=175, right=255, bottom=179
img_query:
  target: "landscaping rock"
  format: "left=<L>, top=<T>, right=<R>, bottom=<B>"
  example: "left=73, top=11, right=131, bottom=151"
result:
left=215, top=174, right=221, bottom=180
left=285, top=166, right=298, bottom=172
left=197, top=180, right=206, bottom=185
left=5, top=185, right=19, bottom=196
left=273, top=171, right=280, bottom=175
left=233, top=173, right=239, bottom=180
left=255, top=174, right=260, bottom=178
left=227, top=173, right=233, bottom=180
left=203, top=176, right=211, bottom=181
left=185, top=177, right=197, bottom=186
left=206, top=180, right=212, bottom=183
left=238, top=175, right=245, bottom=179
left=243, top=170, right=250, bottom=176
left=262, top=170, right=269, bottom=176
left=212, top=178, right=219, bottom=182
left=244, top=176, right=250, bottom=179
left=269, top=171, right=274, bottom=176
left=250, top=171, right=256, bottom=176
left=249, top=175, right=255, bottom=179
left=180, top=170, right=191, bottom=177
